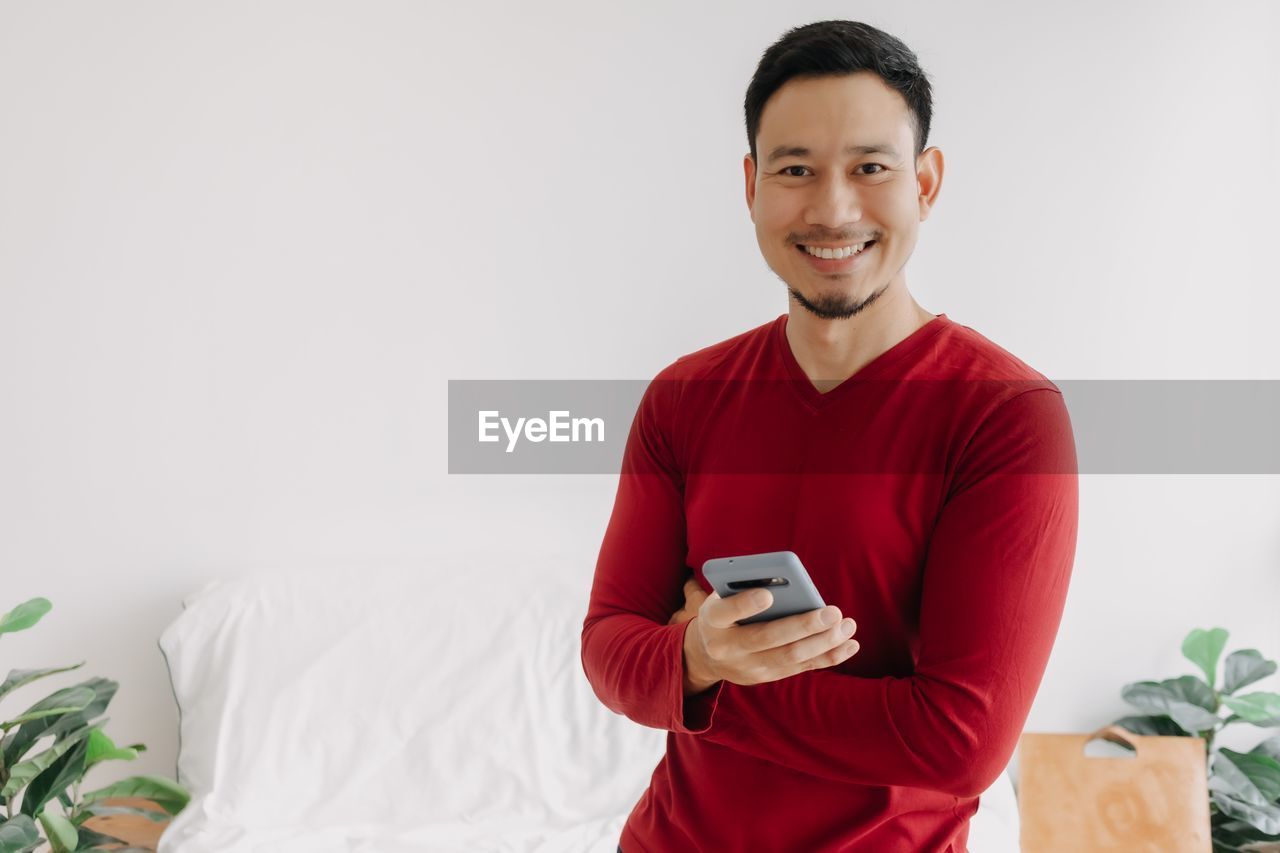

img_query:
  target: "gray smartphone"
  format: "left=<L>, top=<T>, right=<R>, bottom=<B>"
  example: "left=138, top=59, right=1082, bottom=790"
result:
left=701, top=550, right=826, bottom=625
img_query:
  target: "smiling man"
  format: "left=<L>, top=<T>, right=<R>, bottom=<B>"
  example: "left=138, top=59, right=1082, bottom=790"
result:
left=752, top=67, right=940, bottom=384
left=580, top=20, right=1079, bottom=853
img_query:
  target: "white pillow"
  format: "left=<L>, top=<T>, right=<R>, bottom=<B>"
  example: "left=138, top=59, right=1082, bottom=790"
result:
left=156, top=551, right=664, bottom=852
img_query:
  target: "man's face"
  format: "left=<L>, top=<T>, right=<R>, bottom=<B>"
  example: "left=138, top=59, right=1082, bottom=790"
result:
left=744, top=71, right=942, bottom=320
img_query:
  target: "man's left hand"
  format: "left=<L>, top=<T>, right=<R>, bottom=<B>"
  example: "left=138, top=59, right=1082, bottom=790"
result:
left=667, top=575, right=709, bottom=625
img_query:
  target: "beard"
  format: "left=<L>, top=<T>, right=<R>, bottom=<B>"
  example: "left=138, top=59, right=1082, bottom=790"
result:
left=786, top=279, right=889, bottom=320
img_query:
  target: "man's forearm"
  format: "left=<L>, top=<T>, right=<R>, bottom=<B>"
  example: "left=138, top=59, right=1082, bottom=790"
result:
left=682, top=617, right=722, bottom=696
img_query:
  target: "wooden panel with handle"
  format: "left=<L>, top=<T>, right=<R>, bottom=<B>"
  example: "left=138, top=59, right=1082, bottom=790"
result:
left=1019, top=724, right=1212, bottom=852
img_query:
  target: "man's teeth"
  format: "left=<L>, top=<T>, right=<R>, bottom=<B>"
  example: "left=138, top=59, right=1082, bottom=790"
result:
left=802, top=242, right=871, bottom=259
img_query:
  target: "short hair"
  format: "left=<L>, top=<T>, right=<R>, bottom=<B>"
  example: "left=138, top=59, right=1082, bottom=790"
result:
left=744, top=20, right=934, bottom=164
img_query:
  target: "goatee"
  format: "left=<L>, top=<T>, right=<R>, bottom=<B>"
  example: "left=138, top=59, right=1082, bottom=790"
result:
left=787, top=282, right=888, bottom=320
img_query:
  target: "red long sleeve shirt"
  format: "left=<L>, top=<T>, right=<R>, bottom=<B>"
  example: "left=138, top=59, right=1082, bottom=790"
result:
left=580, top=312, right=1079, bottom=853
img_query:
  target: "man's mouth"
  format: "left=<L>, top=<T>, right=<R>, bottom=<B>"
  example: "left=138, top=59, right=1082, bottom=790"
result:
left=795, top=241, right=876, bottom=259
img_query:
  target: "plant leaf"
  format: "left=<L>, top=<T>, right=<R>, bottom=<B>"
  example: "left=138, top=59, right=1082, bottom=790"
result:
left=1224, top=650, right=1279, bottom=696
left=36, top=809, right=77, bottom=853
left=1220, top=815, right=1280, bottom=852
left=0, top=599, right=52, bottom=637
left=83, top=728, right=139, bottom=771
left=1185, top=627, right=1230, bottom=689
left=73, top=801, right=170, bottom=824
left=0, top=726, right=91, bottom=798
left=1223, top=693, right=1280, bottom=727
left=1122, top=677, right=1222, bottom=733
left=0, top=664, right=86, bottom=705
left=0, top=677, right=116, bottom=770
left=1216, top=817, right=1280, bottom=851
left=1211, top=751, right=1280, bottom=834
left=20, top=733, right=90, bottom=818
left=2, top=685, right=96, bottom=728
left=79, top=775, right=189, bottom=816
left=1218, top=818, right=1271, bottom=834
left=1220, top=747, right=1280, bottom=803
left=0, top=815, right=40, bottom=853
left=1212, top=750, right=1271, bottom=805
left=1211, top=791, right=1280, bottom=837
left=1112, top=714, right=1190, bottom=736
left=1250, top=736, right=1280, bottom=765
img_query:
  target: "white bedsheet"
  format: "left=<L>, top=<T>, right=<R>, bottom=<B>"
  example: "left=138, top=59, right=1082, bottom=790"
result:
left=156, top=551, right=1018, bottom=852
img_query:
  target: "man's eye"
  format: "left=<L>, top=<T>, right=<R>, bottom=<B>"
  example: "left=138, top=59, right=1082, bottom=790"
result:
left=779, top=164, right=885, bottom=177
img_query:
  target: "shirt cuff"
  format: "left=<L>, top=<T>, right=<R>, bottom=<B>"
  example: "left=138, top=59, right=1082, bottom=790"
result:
left=673, top=619, right=726, bottom=733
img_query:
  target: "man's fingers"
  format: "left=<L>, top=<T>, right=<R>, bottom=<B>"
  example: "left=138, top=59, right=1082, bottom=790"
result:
left=705, top=588, right=772, bottom=629
left=707, top=596, right=849, bottom=656
left=775, top=620, right=860, bottom=675
left=743, top=605, right=845, bottom=654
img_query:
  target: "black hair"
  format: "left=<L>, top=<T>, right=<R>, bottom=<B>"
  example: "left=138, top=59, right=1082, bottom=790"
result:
left=744, top=20, right=934, bottom=164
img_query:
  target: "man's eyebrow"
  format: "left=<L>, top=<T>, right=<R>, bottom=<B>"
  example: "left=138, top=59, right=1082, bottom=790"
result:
left=765, top=143, right=900, bottom=164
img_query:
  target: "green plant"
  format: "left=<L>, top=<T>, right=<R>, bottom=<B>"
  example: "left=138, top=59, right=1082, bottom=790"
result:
left=1111, top=626, right=1280, bottom=852
left=0, top=597, right=189, bottom=852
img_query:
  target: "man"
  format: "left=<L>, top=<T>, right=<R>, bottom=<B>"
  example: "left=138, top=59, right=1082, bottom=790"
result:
left=580, top=19, right=1078, bottom=853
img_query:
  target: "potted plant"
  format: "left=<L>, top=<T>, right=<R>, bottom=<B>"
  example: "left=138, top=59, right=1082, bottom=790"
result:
left=1111, top=626, right=1280, bottom=852
left=0, top=597, right=189, bottom=852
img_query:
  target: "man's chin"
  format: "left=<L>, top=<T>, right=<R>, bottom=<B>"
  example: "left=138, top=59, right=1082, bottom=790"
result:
left=788, top=285, right=883, bottom=321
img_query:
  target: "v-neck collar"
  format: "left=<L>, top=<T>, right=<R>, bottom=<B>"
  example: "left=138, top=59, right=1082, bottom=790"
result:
left=773, top=311, right=950, bottom=410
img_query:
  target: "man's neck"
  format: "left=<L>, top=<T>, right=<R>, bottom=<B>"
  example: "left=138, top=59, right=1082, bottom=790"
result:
left=785, top=288, right=935, bottom=393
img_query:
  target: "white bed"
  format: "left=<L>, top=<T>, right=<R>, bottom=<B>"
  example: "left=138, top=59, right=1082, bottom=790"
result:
left=155, top=550, right=1020, bottom=852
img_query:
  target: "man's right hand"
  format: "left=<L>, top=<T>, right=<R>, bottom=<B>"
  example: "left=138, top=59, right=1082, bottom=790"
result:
left=683, top=588, right=859, bottom=693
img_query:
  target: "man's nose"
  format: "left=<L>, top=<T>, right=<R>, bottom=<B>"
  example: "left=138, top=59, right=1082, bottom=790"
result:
left=805, top=173, right=863, bottom=226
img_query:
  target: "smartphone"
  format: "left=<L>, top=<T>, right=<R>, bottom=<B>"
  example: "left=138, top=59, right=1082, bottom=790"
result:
left=701, top=550, right=826, bottom=625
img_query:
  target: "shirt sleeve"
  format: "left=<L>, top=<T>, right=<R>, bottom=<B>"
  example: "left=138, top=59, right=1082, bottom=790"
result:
left=697, top=387, right=1080, bottom=799
left=580, top=362, right=726, bottom=734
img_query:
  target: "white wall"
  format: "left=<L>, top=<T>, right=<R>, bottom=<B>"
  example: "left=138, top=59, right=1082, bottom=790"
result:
left=1, top=0, right=1277, bottom=793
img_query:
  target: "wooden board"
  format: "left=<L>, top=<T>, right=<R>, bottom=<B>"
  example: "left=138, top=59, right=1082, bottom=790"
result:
left=81, top=796, right=171, bottom=850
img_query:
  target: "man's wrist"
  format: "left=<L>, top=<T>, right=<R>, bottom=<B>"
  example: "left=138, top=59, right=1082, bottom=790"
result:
left=682, top=617, right=721, bottom=696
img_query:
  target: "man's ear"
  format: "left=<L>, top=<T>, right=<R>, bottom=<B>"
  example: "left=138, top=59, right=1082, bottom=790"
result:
left=916, top=146, right=944, bottom=221
left=744, top=153, right=757, bottom=223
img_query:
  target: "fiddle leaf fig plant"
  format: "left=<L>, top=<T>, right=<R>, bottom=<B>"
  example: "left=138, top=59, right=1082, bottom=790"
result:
left=1111, top=626, right=1280, bottom=852
left=0, top=597, right=189, bottom=852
